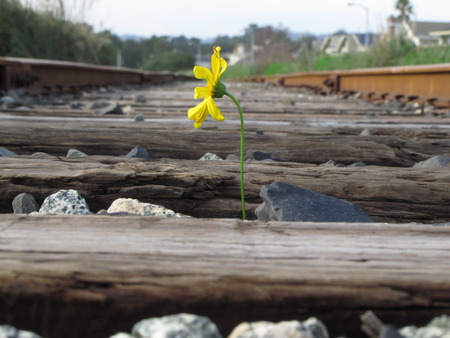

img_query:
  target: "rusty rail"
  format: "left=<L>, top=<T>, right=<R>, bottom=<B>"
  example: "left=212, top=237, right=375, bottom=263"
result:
left=0, top=57, right=193, bottom=94
left=246, top=63, right=450, bottom=108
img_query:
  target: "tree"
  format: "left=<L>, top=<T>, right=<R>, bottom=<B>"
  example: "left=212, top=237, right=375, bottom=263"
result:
left=395, top=0, right=413, bottom=21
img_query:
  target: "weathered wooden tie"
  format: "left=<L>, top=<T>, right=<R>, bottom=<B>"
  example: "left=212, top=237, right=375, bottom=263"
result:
left=0, top=215, right=449, bottom=338
left=1, top=156, right=449, bottom=223
left=2, top=116, right=450, bottom=166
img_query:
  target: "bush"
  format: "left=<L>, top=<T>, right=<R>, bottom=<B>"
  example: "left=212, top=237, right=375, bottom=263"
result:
left=142, top=51, right=195, bottom=71
left=0, top=0, right=115, bottom=65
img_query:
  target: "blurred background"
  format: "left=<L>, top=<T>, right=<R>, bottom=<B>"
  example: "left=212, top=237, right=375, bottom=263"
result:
left=1, top=0, right=450, bottom=78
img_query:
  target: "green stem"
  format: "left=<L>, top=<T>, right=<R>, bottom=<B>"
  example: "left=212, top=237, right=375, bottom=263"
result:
left=224, top=91, right=247, bottom=220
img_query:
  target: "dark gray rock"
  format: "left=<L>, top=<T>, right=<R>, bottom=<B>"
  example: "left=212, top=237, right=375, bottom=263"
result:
left=134, top=113, right=145, bottom=122
left=0, top=96, right=15, bottom=108
left=12, top=193, right=39, bottom=214
left=39, top=189, right=91, bottom=215
left=0, top=325, right=42, bottom=338
left=133, top=94, right=147, bottom=103
left=255, top=182, right=373, bottom=222
left=70, top=102, right=83, bottom=109
left=67, top=149, right=88, bottom=158
left=413, top=155, right=450, bottom=169
left=380, top=326, right=406, bottom=338
left=226, top=150, right=287, bottom=163
left=132, top=313, right=222, bottom=338
left=0, top=147, right=17, bottom=157
left=89, top=101, right=123, bottom=115
left=123, top=146, right=148, bottom=159
left=348, top=161, right=366, bottom=167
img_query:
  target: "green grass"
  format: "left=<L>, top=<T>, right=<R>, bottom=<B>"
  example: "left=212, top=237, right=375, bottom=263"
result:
left=226, top=38, right=450, bottom=79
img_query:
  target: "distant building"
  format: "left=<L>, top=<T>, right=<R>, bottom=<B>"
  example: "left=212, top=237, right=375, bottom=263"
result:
left=387, top=15, right=450, bottom=46
left=225, top=43, right=263, bottom=66
left=226, top=43, right=249, bottom=66
left=320, top=33, right=376, bottom=55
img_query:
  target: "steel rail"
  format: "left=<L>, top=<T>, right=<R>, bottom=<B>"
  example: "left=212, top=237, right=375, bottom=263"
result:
left=0, top=57, right=193, bottom=94
left=246, top=63, right=450, bottom=108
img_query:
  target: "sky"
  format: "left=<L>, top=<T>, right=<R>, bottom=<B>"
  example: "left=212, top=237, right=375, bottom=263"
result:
left=44, top=0, right=450, bottom=40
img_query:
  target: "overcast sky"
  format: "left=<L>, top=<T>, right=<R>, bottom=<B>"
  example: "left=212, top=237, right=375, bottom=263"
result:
left=86, top=0, right=450, bottom=39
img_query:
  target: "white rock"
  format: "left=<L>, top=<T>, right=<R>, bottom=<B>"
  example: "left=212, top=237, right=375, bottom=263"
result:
left=39, top=189, right=91, bottom=215
left=109, top=333, right=134, bottom=338
left=132, top=313, right=221, bottom=338
left=400, top=315, right=450, bottom=338
left=0, top=325, right=42, bottom=338
left=67, top=149, right=88, bottom=158
left=107, top=198, right=188, bottom=217
left=413, top=155, right=450, bottom=169
left=228, top=318, right=329, bottom=338
left=359, top=128, right=372, bottom=136
left=199, top=153, right=223, bottom=161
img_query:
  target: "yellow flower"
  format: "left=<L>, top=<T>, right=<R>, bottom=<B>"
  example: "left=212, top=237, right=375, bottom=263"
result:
left=188, top=46, right=228, bottom=128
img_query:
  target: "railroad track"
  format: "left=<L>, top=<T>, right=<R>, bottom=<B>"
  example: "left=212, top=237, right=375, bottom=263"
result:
left=244, top=63, right=450, bottom=109
left=1, top=65, right=450, bottom=338
left=2, top=57, right=450, bottom=111
left=0, top=57, right=193, bottom=94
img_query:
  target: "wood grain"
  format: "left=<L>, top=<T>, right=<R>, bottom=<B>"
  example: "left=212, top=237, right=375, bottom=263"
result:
left=1, top=156, right=450, bottom=223
left=0, top=215, right=448, bottom=337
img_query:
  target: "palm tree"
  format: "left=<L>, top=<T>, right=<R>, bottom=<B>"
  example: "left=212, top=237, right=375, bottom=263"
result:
left=395, top=0, right=413, bottom=21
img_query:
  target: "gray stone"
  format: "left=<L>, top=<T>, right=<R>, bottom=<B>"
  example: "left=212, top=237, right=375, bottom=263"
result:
left=0, top=325, right=42, bottom=338
left=319, top=160, right=346, bottom=167
left=39, top=189, right=91, bottom=215
left=70, top=102, right=83, bottom=109
left=423, top=103, right=435, bottom=114
left=199, top=153, right=223, bottom=161
left=360, top=128, right=372, bottom=136
left=133, top=94, right=147, bottom=103
left=255, top=181, right=373, bottom=222
left=228, top=318, right=329, bottom=338
left=132, top=313, right=222, bottom=338
left=0, top=147, right=17, bottom=157
left=123, top=146, right=148, bottom=159
left=90, top=101, right=123, bottom=115
left=16, top=106, right=30, bottom=111
left=413, top=155, right=450, bottom=169
left=226, top=150, right=287, bottom=162
left=400, top=315, right=450, bottom=338
left=29, top=152, right=53, bottom=158
left=380, top=326, right=406, bottom=338
left=67, top=149, right=88, bottom=158
left=0, top=96, right=15, bottom=108
left=319, top=160, right=337, bottom=167
left=12, top=193, right=39, bottom=214
left=134, top=113, right=145, bottom=122
left=107, top=198, right=188, bottom=217
left=348, top=161, right=366, bottom=167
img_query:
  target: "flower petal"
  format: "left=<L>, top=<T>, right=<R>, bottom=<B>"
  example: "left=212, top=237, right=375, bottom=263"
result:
left=193, top=66, right=214, bottom=84
left=187, top=100, right=208, bottom=128
left=219, top=57, right=227, bottom=77
left=194, top=86, right=212, bottom=99
left=211, top=47, right=220, bottom=81
left=205, top=96, right=225, bottom=122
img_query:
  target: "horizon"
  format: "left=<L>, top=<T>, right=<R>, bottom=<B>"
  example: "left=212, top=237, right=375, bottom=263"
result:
left=87, top=0, right=450, bottom=40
